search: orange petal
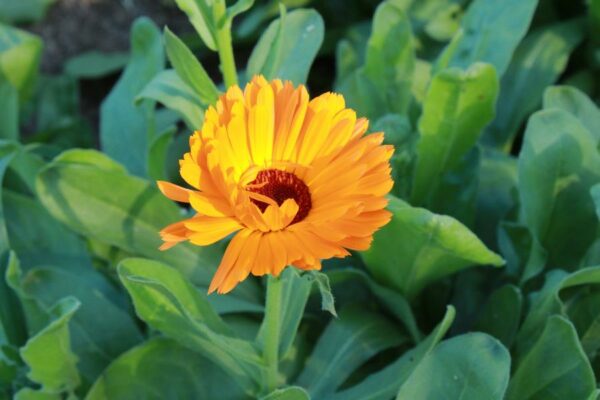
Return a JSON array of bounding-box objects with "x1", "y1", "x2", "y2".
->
[
  {"x1": 157, "y1": 181, "x2": 192, "y2": 203},
  {"x1": 185, "y1": 216, "x2": 242, "y2": 246}
]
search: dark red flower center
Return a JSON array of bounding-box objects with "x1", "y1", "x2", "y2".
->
[{"x1": 248, "y1": 169, "x2": 311, "y2": 224}]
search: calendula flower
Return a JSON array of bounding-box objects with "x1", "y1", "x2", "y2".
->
[{"x1": 157, "y1": 75, "x2": 393, "y2": 294}]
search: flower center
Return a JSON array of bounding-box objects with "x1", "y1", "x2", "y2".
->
[{"x1": 248, "y1": 169, "x2": 311, "y2": 224}]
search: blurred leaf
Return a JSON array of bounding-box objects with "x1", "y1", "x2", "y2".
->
[
  {"x1": 147, "y1": 126, "x2": 176, "y2": 181},
  {"x1": 308, "y1": 270, "x2": 336, "y2": 317},
  {"x1": 35, "y1": 149, "x2": 262, "y2": 310},
  {"x1": 363, "y1": 196, "x2": 503, "y2": 299},
  {"x1": 567, "y1": 290, "x2": 600, "y2": 357},
  {"x1": 363, "y1": 0, "x2": 415, "y2": 117},
  {"x1": 173, "y1": 0, "x2": 217, "y2": 51},
  {"x1": 64, "y1": 51, "x2": 129, "y2": 79},
  {"x1": 100, "y1": 17, "x2": 165, "y2": 177},
  {"x1": 137, "y1": 70, "x2": 205, "y2": 130},
  {"x1": 330, "y1": 306, "x2": 455, "y2": 400},
  {"x1": 14, "y1": 389, "x2": 59, "y2": 400},
  {"x1": 424, "y1": 3, "x2": 461, "y2": 41},
  {"x1": 164, "y1": 27, "x2": 219, "y2": 105},
  {"x1": 396, "y1": 333, "x2": 510, "y2": 399},
  {"x1": 86, "y1": 338, "x2": 248, "y2": 400},
  {"x1": 0, "y1": 344, "x2": 19, "y2": 391},
  {"x1": 336, "y1": 70, "x2": 386, "y2": 121},
  {"x1": 0, "y1": 23, "x2": 42, "y2": 101},
  {"x1": 507, "y1": 316, "x2": 596, "y2": 400},
  {"x1": 518, "y1": 110, "x2": 600, "y2": 274},
  {"x1": 0, "y1": 141, "x2": 17, "y2": 254},
  {"x1": 118, "y1": 258, "x2": 264, "y2": 395},
  {"x1": 543, "y1": 85, "x2": 600, "y2": 144},
  {"x1": 437, "y1": 0, "x2": 537, "y2": 76},
  {"x1": 247, "y1": 8, "x2": 324, "y2": 84},
  {"x1": 411, "y1": 63, "x2": 498, "y2": 205},
  {"x1": 20, "y1": 297, "x2": 80, "y2": 394},
  {"x1": 0, "y1": 75, "x2": 17, "y2": 140},
  {"x1": 484, "y1": 20, "x2": 584, "y2": 148},
  {"x1": 296, "y1": 306, "x2": 406, "y2": 399},
  {"x1": 261, "y1": 387, "x2": 309, "y2": 400},
  {"x1": 0, "y1": 0, "x2": 55, "y2": 24},
  {"x1": 474, "y1": 285, "x2": 522, "y2": 348}
]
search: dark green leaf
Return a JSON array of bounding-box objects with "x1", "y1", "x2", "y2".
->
[
  {"x1": 308, "y1": 271, "x2": 336, "y2": 317},
  {"x1": 261, "y1": 386, "x2": 309, "y2": 400},
  {"x1": 64, "y1": 51, "x2": 128, "y2": 79},
  {"x1": 474, "y1": 284, "x2": 522, "y2": 348}
]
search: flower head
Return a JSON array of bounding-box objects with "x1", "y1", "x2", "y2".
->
[{"x1": 157, "y1": 76, "x2": 393, "y2": 294}]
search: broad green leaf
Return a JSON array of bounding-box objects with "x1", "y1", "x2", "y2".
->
[
  {"x1": 308, "y1": 270, "x2": 336, "y2": 317},
  {"x1": 137, "y1": 69, "x2": 205, "y2": 130},
  {"x1": 543, "y1": 85, "x2": 600, "y2": 144},
  {"x1": 484, "y1": 20, "x2": 584, "y2": 148},
  {"x1": 164, "y1": 27, "x2": 219, "y2": 105},
  {"x1": 0, "y1": 141, "x2": 17, "y2": 254},
  {"x1": 64, "y1": 51, "x2": 129, "y2": 79},
  {"x1": 411, "y1": 63, "x2": 498, "y2": 205},
  {"x1": 118, "y1": 258, "x2": 265, "y2": 395},
  {"x1": 331, "y1": 306, "x2": 455, "y2": 400},
  {"x1": 336, "y1": 69, "x2": 386, "y2": 121},
  {"x1": 173, "y1": 0, "x2": 217, "y2": 51},
  {"x1": 396, "y1": 333, "x2": 510, "y2": 399},
  {"x1": 0, "y1": 75, "x2": 17, "y2": 140},
  {"x1": 518, "y1": 109, "x2": 600, "y2": 272},
  {"x1": 257, "y1": 268, "x2": 312, "y2": 358},
  {"x1": 567, "y1": 290, "x2": 600, "y2": 356},
  {"x1": 86, "y1": 338, "x2": 247, "y2": 400},
  {"x1": 363, "y1": 0, "x2": 415, "y2": 117},
  {"x1": 363, "y1": 196, "x2": 503, "y2": 299},
  {"x1": 14, "y1": 389, "x2": 59, "y2": 400},
  {"x1": 296, "y1": 306, "x2": 406, "y2": 399},
  {"x1": 436, "y1": 0, "x2": 537, "y2": 76},
  {"x1": 0, "y1": 23, "x2": 42, "y2": 101},
  {"x1": 0, "y1": 0, "x2": 55, "y2": 24},
  {"x1": 474, "y1": 284, "x2": 522, "y2": 348},
  {"x1": 507, "y1": 316, "x2": 596, "y2": 400},
  {"x1": 100, "y1": 17, "x2": 164, "y2": 177},
  {"x1": 261, "y1": 387, "x2": 309, "y2": 400},
  {"x1": 20, "y1": 297, "x2": 80, "y2": 394},
  {"x1": 247, "y1": 8, "x2": 324, "y2": 84}
]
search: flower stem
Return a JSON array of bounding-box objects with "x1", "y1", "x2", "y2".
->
[
  {"x1": 264, "y1": 274, "x2": 283, "y2": 392},
  {"x1": 215, "y1": 15, "x2": 238, "y2": 88}
]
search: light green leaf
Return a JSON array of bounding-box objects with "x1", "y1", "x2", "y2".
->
[
  {"x1": 64, "y1": 51, "x2": 129, "y2": 79},
  {"x1": 396, "y1": 333, "x2": 510, "y2": 400},
  {"x1": 118, "y1": 257, "x2": 265, "y2": 395},
  {"x1": 543, "y1": 85, "x2": 600, "y2": 144},
  {"x1": 0, "y1": 75, "x2": 17, "y2": 140},
  {"x1": 474, "y1": 285, "x2": 522, "y2": 348},
  {"x1": 363, "y1": 196, "x2": 504, "y2": 299},
  {"x1": 484, "y1": 20, "x2": 584, "y2": 148},
  {"x1": 0, "y1": 23, "x2": 42, "y2": 101},
  {"x1": 518, "y1": 109, "x2": 600, "y2": 272},
  {"x1": 507, "y1": 316, "x2": 596, "y2": 400},
  {"x1": 307, "y1": 270, "x2": 336, "y2": 317},
  {"x1": 173, "y1": 0, "x2": 217, "y2": 51},
  {"x1": 247, "y1": 8, "x2": 324, "y2": 84},
  {"x1": 20, "y1": 297, "x2": 80, "y2": 394},
  {"x1": 164, "y1": 27, "x2": 219, "y2": 105},
  {"x1": 330, "y1": 306, "x2": 455, "y2": 400},
  {"x1": 261, "y1": 386, "x2": 309, "y2": 400},
  {"x1": 14, "y1": 389, "x2": 59, "y2": 400},
  {"x1": 100, "y1": 17, "x2": 165, "y2": 177},
  {"x1": 436, "y1": 0, "x2": 537, "y2": 76},
  {"x1": 411, "y1": 63, "x2": 498, "y2": 205},
  {"x1": 0, "y1": 0, "x2": 55, "y2": 24},
  {"x1": 296, "y1": 306, "x2": 406, "y2": 399},
  {"x1": 227, "y1": 0, "x2": 255, "y2": 21},
  {"x1": 137, "y1": 69, "x2": 205, "y2": 130},
  {"x1": 86, "y1": 338, "x2": 247, "y2": 400}
]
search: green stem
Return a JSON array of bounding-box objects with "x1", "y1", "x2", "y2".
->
[
  {"x1": 215, "y1": 18, "x2": 238, "y2": 88},
  {"x1": 264, "y1": 275, "x2": 283, "y2": 393}
]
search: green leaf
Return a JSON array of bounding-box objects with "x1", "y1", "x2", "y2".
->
[
  {"x1": 164, "y1": 27, "x2": 219, "y2": 105},
  {"x1": 308, "y1": 271, "x2": 336, "y2": 317},
  {"x1": 0, "y1": 0, "x2": 55, "y2": 24},
  {"x1": 14, "y1": 389, "x2": 59, "y2": 400},
  {"x1": 100, "y1": 17, "x2": 165, "y2": 177},
  {"x1": 227, "y1": 0, "x2": 255, "y2": 21},
  {"x1": 64, "y1": 51, "x2": 129, "y2": 79},
  {"x1": 173, "y1": 0, "x2": 217, "y2": 51},
  {"x1": 137, "y1": 69, "x2": 205, "y2": 130},
  {"x1": 396, "y1": 333, "x2": 510, "y2": 399},
  {"x1": 86, "y1": 338, "x2": 248, "y2": 400},
  {"x1": 363, "y1": 196, "x2": 504, "y2": 299},
  {"x1": 484, "y1": 20, "x2": 584, "y2": 148},
  {"x1": 507, "y1": 316, "x2": 596, "y2": 400},
  {"x1": 247, "y1": 8, "x2": 324, "y2": 84},
  {"x1": 592, "y1": 184, "x2": 600, "y2": 220},
  {"x1": 0, "y1": 75, "x2": 17, "y2": 140},
  {"x1": 411, "y1": 63, "x2": 498, "y2": 205},
  {"x1": 362, "y1": 0, "x2": 415, "y2": 117},
  {"x1": 436, "y1": 0, "x2": 537, "y2": 76},
  {"x1": 0, "y1": 141, "x2": 18, "y2": 254},
  {"x1": 296, "y1": 306, "x2": 406, "y2": 399},
  {"x1": 518, "y1": 109, "x2": 600, "y2": 272},
  {"x1": 20, "y1": 297, "x2": 80, "y2": 394},
  {"x1": 118, "y1": 257, "x2": 265, "y2": 395},
  {"x1": 567, "y1": 290, "x2": 600, "y2": 357},
  {"x1": 543, "y1": 85, "x2": 600, "y2": 144},
  {"x1": 257, "y1": 268, "x2": 312, "y2": 358},
  {"x1": 0, "y1": 23, "x2": 42, "y2": 101},
  {"x1": 474, "y1": 284, "x2": 522, "y2": 348},
  {"x1": 261, "y1": 387, "x2": 309, "y2": 400},
  {"x1": 330, "y1": 306, "x2": 455, "y2": 400}
]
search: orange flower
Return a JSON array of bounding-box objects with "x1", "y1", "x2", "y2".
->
[{"x1": 157, "y1": 76, "x2": 393, "y2": 294}]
